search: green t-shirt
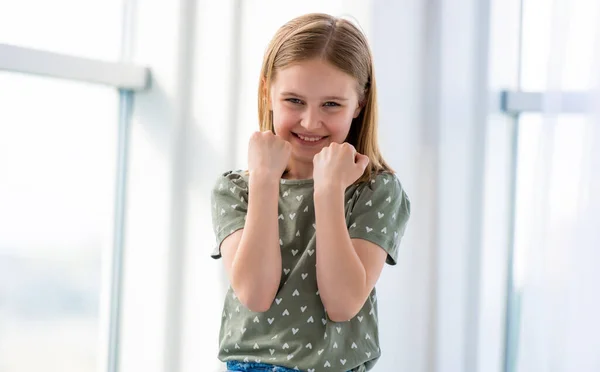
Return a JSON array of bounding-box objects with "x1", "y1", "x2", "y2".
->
[{"x1": 210, "y1": 170, "x2": 410, "y2": 372}]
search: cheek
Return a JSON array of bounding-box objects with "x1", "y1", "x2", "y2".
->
[
  {"x1": 327, "y1": 110, "x2": 354, "y2": 139},
  {"x1": 272, "y1": 106, "x2": 300, "y2": 134}
]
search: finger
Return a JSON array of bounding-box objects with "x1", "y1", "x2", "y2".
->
[{"x1": 356, "y1": 153, "x2": 370, "y2": 170}]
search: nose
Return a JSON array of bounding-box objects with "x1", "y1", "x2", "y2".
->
[{"x1": 300, "y1": 106, "x2": 322, "y2": 130}]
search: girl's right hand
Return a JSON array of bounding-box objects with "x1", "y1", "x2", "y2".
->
[{"x1": 248, "y1": 131, "x2": 291, "y2": 179}]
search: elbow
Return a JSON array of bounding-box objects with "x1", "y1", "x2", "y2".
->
[
  {"x1": 327, "y1": 307, "x2": 360, "y2": 323},
  {"x1": 240, "y1": 294, "x2": 273, "y2": 313},
  {"x1": 231, "y1": 279, "x2": 277, "y2": 313},
  {"x1": 229, "y1": 264, "x2": 280, "y2": 313},
  {"x1": 325, "y1": 298, "x2": 363, "y2": 322}
]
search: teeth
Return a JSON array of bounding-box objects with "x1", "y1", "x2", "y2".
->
[{"x1": 297, "y1": 134, "x2": 323, "y2": 142}]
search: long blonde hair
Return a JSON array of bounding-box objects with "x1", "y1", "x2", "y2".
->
[{"x1": 258, "y1": 13, "x2": 393, "y2": 183}]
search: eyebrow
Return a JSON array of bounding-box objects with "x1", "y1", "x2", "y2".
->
[{"x1": 280, "y1": 91, "x2": 349, "y2": 101}]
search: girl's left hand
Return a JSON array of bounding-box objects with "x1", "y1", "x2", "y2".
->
[{"x1": 313, "y1": 142, "x2": 370, "y2": 192}]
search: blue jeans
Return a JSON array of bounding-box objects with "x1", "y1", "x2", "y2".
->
[
  {"x1": 226, "y1": 360, "x2": 353, "y2": 372},
  {"x1": 226, "y1": 361, "x2": 297, "y2": 372}
]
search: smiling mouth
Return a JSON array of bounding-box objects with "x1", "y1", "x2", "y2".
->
[{"x1": 293, "y1": 133, "x2": 328, "y2": 143}]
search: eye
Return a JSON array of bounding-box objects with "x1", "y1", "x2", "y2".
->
[
  {"x1": 285, "y1": 98, "x2": 303, "y2": 105},
  {"x1": 323, "y1": 101, "x2": 341, "y2": 107}
]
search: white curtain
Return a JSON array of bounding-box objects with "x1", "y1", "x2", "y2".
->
[{"x1": 513, "y1": 0, "x2": 600, "y2": 371}]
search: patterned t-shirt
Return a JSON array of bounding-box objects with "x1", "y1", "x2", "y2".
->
[{"x1": 210, "y1": 170, "x2": 410, "y2": 372}]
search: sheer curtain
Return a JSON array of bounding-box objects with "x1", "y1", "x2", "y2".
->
[{"x1": 513, "y1": 0, "x2": 600, "y2": 370}]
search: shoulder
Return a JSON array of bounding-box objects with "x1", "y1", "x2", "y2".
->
[
  {"x1": 211, "y1": 170, "x2": 250, "y2": 203},
  {"x1": 353, "y1": 171, "x2": 410, "y2": 213},
  {"x1": 359, "y1": 171, "x2": 405, "y2": 194},
  {"x1": 213, "y1": 169, "x2": 249, "y2": 188}
]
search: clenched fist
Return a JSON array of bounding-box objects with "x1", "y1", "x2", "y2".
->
[
  {"x1": 248, "y1": 131, "x2": 292, "y2": 179},
  {"x1": 313, "y1": 142, "x2": 370, "y2": 191}
]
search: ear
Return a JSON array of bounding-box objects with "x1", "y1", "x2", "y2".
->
[{"x1": 353, "y1": 101, "x2": 364, "y2": 118}]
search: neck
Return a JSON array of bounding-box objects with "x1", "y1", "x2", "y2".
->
[{"x1": 284, "y1": 159, "x2": 313, "y2": 180}]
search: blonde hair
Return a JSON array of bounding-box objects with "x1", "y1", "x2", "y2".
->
[{"x1": 258, "y1": 13, "x2": 393, "y2": 183}]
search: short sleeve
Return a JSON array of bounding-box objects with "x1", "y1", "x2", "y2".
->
[
  {"x1": 347, "y1": 172, "x2": 410, "y2": 265},
  {"x1": 210, "y1": 170, "x2": 249, "y2": 259}
]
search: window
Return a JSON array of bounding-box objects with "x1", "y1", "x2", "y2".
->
[
  {"x1": 504, "y1": 0, "x2": 600, "y2": 370},
  {"x1": 0, "y1": 73, "x2": 119, "y2": 371}
]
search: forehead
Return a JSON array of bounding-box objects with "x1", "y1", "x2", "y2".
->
[{"x1": 271, "y1": 59, "x2": 358, "y2": 98}]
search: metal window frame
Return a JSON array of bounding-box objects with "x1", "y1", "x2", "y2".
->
[
  {"x1": 0, "y1": 43, "x2": 150, "y2": 91},
  {"x1": 499, "y1": 90, "x2": 593, "y2": 114}
]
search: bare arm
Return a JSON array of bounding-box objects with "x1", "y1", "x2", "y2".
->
[
  {"x1": 314, "y1": 186, "x2": 387, "y2": 322},
  {"x1": 221, "y1": 171, "x2": 282, "y2": 312}
]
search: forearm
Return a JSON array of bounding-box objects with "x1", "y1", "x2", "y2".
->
[
  {"x1": 314, "y1": 185, "x2": 368, "y2": 321},
  {"x1": 231, "y1": 172, "x2": 281, "y2": 312}
]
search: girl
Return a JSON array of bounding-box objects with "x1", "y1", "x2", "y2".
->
[{"x1": 211, "y1": 13, "x2": 410, "y2": 372}]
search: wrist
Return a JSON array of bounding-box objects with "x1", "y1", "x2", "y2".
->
[
  {"x1": 314, "y1": 181, "x2": 346, "y2": 200},
  {"x1": 248, "y1": 169, "x2": 281, "y2": 185}
]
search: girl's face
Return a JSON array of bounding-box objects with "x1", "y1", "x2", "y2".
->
[{"x1": 269, "y1": 58, "x2": 362, "y2": 165}]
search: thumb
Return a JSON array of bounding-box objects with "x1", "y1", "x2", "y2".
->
[{"x1": 355, "y1": 153, "x2": 370, "y2": 171}]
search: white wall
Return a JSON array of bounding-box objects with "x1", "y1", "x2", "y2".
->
[{"x1": 371, "y1": 1, "x2": 433, "y2": 371}]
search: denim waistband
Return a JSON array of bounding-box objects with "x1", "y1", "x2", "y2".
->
[
  {"x1": 225, "y1": 360, "x2": 353, "y2": 372},
  {"x1": 226, "y1": 361, "x2": 298, "y2": 372}
]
